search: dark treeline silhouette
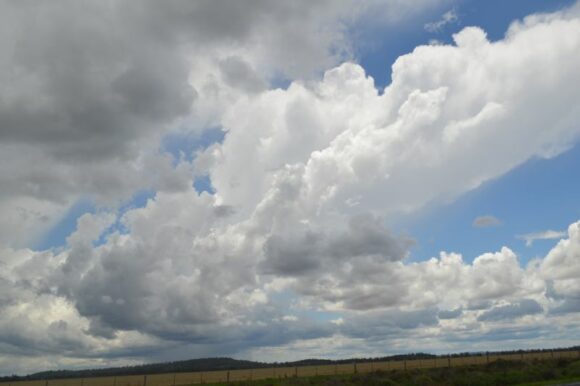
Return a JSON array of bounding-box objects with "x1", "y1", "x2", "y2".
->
[{"x1": 1, "y1": 346, "x2": 578, "y2": 382}]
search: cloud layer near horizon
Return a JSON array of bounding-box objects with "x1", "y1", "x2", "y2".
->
[{"x1": 1, "y1": 0, "x2": 580, "y2": 375}]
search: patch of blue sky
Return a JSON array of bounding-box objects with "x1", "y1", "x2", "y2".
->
[
  {"x1": 162, "y1": 126, "x2": 224, "y2": 194},
  {"x1": 33, "y1": 198, "x2": 95, "y2": 251},
  {"x1": 193, "y1": 175, "x2": 215, "y2": 195},
  {"x1": 119, "y1": 188, "x2": 155, "y2": 212},
  {"x1": 161, "y1": 126, "x2": 225, "y2": 165},
  {"x1": 162, "y1": 127, "x2": 226, "y2": 195},
  {"x1": 355, "y1": 0, "x2": 575, "y2": 89},
  {"x1": 457, "y1": 0, "x2": 576, "y2": 42},
  {"x1": 35, "y1": 189, "x2": 157, "y2": 251},
  {"x1": 268, "y1": 73, "x2": 293, "y2": 90},
  {"x1": 95, "y1": 189, "x2": 157, "y2": 244},
  {"x1": 353, "y1": 6, "x2": 449, "y2": 89},
  {"x1": 400, "y1": 142, "x2": 580, "y2": 265}
]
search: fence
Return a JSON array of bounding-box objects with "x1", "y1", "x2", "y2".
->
[{"x1": 3, "y1": 350, "x2": 580, "y2": 386}]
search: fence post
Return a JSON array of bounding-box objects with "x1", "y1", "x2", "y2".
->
[
  {"x1": 404, "y1": 360, "x2": 407, "y2": 371},
  {"x1": 143, "y1": 375, "x2": 147, "y2": 386},
  {"x1": 173, "y1": 373, "x2": 176, "y2": 386},
  {"x1": 334, "y1": 364, "x2": 337, "y2": 375},
  {"x1": 486, "y1": 352, "x2": 490, "y2": 364},
  {"x1": 294, "y1": 366, "x2": 298, "y2": 378},
  {"x1": 226, "y1": 370, "x2": 230, "y2": 383},
  {"x1": 448, "y1": 356, "x2": 451, "y2": 368},
  {"x1": 354, "y1": 362, "x2": 357, "y2": 374}
]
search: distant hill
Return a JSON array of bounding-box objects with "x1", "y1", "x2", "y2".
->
[{"x1": 0, "y1": 353, "x2": 436, "y2": 381}]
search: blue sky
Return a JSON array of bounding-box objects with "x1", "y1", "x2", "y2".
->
[
  {"x1": 359, "y1": 0, "x2": 577, "y2": 88},
  {"x1": 404, "y1": 142, "x2": 580, "y2": 264}
]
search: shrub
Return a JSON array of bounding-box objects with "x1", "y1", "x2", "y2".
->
[
  {"x1": 411, "y1": 374, "x2": 435, "y2": 386},
  {"x1": 540, "y1": 368, "x2": 557, "y2": 380},
  {"x1": 566, "y1": 360, "x2": 580, "y2": 376}
]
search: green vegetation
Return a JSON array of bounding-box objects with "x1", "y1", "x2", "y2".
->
[{"x1": 204, "y1": 358, "x2": 580, "y2": 386}]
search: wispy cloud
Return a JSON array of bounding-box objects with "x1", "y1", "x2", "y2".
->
[
  {"x1": 472, "y1": 215, "x2": 502, "y2": 228},
  {"x1": 424, "y1": 9, "x2": 458, "y2": 33},
  {"x1": 517, "y1": 230, "x2": 566, "y2": 246}
]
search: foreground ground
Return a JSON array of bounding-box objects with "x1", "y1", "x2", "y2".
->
[{"x1": 206, "y1": 358, "x2": 580, "y2": 386}]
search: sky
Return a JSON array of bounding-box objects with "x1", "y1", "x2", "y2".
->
[{"x1": 1, "y1": 0, "x2": 580, "y2": 376}]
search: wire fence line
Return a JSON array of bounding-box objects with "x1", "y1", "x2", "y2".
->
[{"x1": 3, "y1": 350, "x2": 580, "y2": 386}]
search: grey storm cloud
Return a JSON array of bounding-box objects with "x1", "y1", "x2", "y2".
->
[
  {"x1": 259, "y1": 215, "x2": 413, "y2": 311},
  {"x1": 259, "y1": 213, "x2": 414, "y2": 312},
  {"x1": 466, "y1": 300, "x2": 493, "y2": 311},
  {"x1": 39, "y1": 196, "x2": 333, "y2": 352},
  {"x1": 218, "y1": 56, "x2": 267, "y2": 94},
  {"x1": 341, "y1": 308, "x2": 439, "y2": 340},
  {"x1": 549, "y1": 298, "x2": 580, "y2": 315},
  {"x1": 0, "y1": 1, "x2": 195, "y2": 160},
  {"x1": 444, "y1": 324, "x2": 547, "y2": 344},
  {"x1": 438, "y1": 308, "x2": 463, "y2": 320},
  {"x1": 262, "y1": 232, "x2": 324, "y2": 276},
  {"x1": 477, "y1": 299, "x2": 543, "y2": 322},
  {"x1": 261, "y1": 213, "x2": 410, "y2": 277}
]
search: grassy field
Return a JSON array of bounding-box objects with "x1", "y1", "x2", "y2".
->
[
  {"x1": 201, "y1": 358, "x2": 580, "y2": 386},
  {"x1": 3, "y1": 351, "x2": 579, "y2": 386}
]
